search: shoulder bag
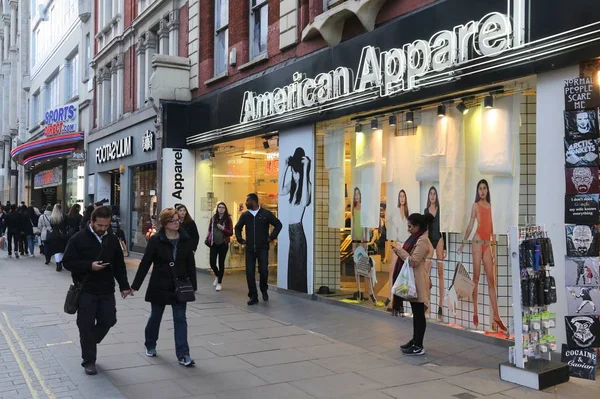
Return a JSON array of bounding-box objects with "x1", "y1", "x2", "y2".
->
[
  {"x1": 64, "y1": 275, "x2": 90, "y2": 314},
  {"x1": 169, "y1": 262, "x2": 195, "y2": 302},
  {"x1": 31, "y1": 219, "x2": 41, "y2": 236}
]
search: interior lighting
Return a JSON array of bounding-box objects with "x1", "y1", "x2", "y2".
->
[
  {"x1": 484, "y1": 95, "x2": 494, "y2": 109},
  {"x1": 371, "y1": 118, "x2": 379, "y2": 130},
  {"x1": 406, "y1": 111, "x2": 414, "y2": 124},
  {"x1": 389, "y1": 114, "x2": 397, "y2": 127},
  {"x1": 263, "y1": 139, "x2": 270, "y2": 149},
  {"x1": 355, "y1": 123, "x2": 362, "y2": 133},
  {"x1": 456, "y1": 101, "x2": 469, "y2": 115},
  {"x1": 437, "y1": 104, "x2": 446, "y2": 117}
]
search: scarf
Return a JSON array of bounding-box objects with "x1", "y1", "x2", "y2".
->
[{"x1": 392, "y1": 229, "x2": 426, "y2": 310}]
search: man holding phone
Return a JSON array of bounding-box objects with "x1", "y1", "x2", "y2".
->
[{"x1": 63, "y1": 206, "x2": 131, "y2": 375}]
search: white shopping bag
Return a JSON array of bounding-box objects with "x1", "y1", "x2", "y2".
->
[
  {"x1": 392, "y1": 260, "x2": 417, "y2": 300},
  {"x1": 445, "y1": 286, "x2": 459, "y2": 316}
]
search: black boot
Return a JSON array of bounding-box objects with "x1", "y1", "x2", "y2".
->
[{"x1": 56, "y1": 262, "x2": 62, "y2": 272}]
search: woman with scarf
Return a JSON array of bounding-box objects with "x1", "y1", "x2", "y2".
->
[{"x1": 391, "y1": 212, "x2": 434, "y2": 356}]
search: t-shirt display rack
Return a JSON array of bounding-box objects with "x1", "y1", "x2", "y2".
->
[{"x1": 500, "y1": 225, "x2": 569, "y2": 390}]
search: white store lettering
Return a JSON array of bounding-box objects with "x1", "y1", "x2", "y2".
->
[
  {"x1": 240, "y1": 11, "x2": 514, "y2": 123},
  {"x1": 95, "y1": 137, "x2": 133, "y2": 164}
]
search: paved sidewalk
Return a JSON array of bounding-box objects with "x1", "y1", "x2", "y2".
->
[{"x1": 0, "y1": 255, "x2": 597, "y2": 399}]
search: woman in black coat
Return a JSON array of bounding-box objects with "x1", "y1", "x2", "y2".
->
[
  {"x1": 130, "y1": 207, "x2": 197, "y2": 367},
  {"x1": 46, "y1": 204, "x2": 68, "y2": 272},
  {"x1": 66, "y1": 204, "x2": 82, "y2": 237},
  {"x1": 175, "y1": 204, "x2": 199, "y2": 252}
]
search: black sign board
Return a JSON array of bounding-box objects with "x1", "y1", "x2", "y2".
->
[
  {"x1": 564, "y1": 109, "x2": 600, "y2": 141},
  {"x1": 565, "y1": 139, "x2": 599, "y2": 167},
  {"x1": 564, "y1": 76, "x2": 600, "y2": 111},
  {"x1": 42, "y1": 187, "x2": 57, "y2": 208},
  {"x1": 566, "y1": 315, "x2": 600, "y2": 349},
  {"x1": 566, "y1": 167, "x2": 600, "y2": 195},
  {"x1": 561, "y1": 344, "x2": 597, "y2": 380},
  {"x1": 565, "y1": 194, "x2": 600, "y2": 224}
]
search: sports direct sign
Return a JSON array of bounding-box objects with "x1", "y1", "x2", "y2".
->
[{"x1": 44, "y1": 104, "x2": 79, "y2": 137}]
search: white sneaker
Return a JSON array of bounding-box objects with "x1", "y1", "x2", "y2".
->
[
  {"x1": 215, "y1": 284, "x2": 222, "y2": 292},
  {"x1": 29, "y1": 254, "x2": 34, "y2": 258},
  {"x1": 213, "y1": 277, "x2": 218, "y2": 287}
]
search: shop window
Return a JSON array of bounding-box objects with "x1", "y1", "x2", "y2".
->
[
  {"x1": 130, "y1": 163, "x2": 158, "y2": 253},
  {"x1": 250, "y1": 0, "x2": 268, "y2": 59},
  {"x1": 314, "y1": 88, "x2": 536, "y2": 337},
  {"x1": 194, "y1": 136, "x2": 279, "y2": 283},
  {"x1": 214, "y1": 0, "x2": 229, "y2": 76}
]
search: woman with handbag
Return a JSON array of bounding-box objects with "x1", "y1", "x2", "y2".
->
[
  {"x1": 205, "y1": 202, "x2": 233, "y2": 291},
  {"x1": 130, "y1": 207, "x2": 197, "y2": 367},
  {"x1": 392, "y1": 212, "x2": 434, "y2": 356},
  {"x1": 24, "y1": 206, "x2": 39, "y2": 258},
  {"x1": 38, "y1": 205, "x2": 53, "y2": 264},
  {"x1": 46, "y1": 204, "x2": 68, "y2": 272}
]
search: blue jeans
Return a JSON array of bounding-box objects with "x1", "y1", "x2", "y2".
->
[
  {"x1": 26, "y1": 235, "x2": 35, "y2": 255},
  {"x1": 145, "y1": 302, "x2": 189, "y2": 359}
]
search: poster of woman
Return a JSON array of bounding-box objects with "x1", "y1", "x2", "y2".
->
[
  {"x1": 351, "y1": 186, "x2": 376, "y2": 302},
  {"x1": 280, "y1": 147, "x2": 312, "y2": 293},
  {"x1": 424, "y1": 186, "x2": 446, "y2": 320},
  {"x1": 457, "y1": 179, "x2": 507, "y2": 332},
  {"x1": 385, "y1": 189, "x2": 410, "y2": 309}
]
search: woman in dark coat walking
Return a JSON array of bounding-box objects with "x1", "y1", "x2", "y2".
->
[
  {"x1": 66, "y1": 204, "x2": 82, "y2": 237},
  {"x1": 130, "y1": 207, "x2": 197, "y2": 367},
  {"x1": 175, "y1": 204, "x2": 199, "y2": 252},
  {"x1": 46, "y1": 204, "x2": 68, "y2": 272}
]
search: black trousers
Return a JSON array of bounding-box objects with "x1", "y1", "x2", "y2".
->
[
  {"x1": 6, "y1": 231, "x2": 20, "y2": 256},
  {"x1": 410, "y1": 302, "x2": 427, "y2": 347},
  {"x1": 245, "y1": 249, "x2": 269, "y2": 299},
  {"x1": 77, "y1": 292, "x2": 117, "y2": 365},
  {"x1": 19, "y1": 234, "x2": 28, "y2": 255},
  {"x1": 209, "y1": 243, "x2": 228, "y2": 284}
]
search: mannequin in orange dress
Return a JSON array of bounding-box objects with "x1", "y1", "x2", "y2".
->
[{"x1": 457, "y1": 179, "x2": 507, "y2": 331}]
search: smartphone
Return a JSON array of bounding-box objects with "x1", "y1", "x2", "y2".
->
[{"x1": 100, "y1": 262, "x2": 111, "y2": 267}]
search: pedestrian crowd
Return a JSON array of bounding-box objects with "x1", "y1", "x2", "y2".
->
[{"x1": 0, "y1": 192, "x2": 434, "y2": 375}]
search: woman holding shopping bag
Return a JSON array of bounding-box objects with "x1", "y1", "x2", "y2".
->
[{"x1": 392, "y1": 212, "x2": 433, "y2": 356}]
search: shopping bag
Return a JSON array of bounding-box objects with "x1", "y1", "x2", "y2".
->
[
  {"x1": 451, "y1": 262, "x2": 475, "y2": 300},
  {"x1": 445, "y1": 286, "x2": 459, "y2": 316},
  {"x1": 392, "y1": 260, "x2": 417, "y2": 300}
]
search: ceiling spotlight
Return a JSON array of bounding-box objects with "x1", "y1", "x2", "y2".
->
[
  {"x1": 406, "y1": 111, "x2": 414, "y2": 124},
  {"x1": 389, "y1": 114, "x2": 397, "y2": 127},
  {"x1": 355, "y1": 123, "x2": 362, "y2": 133},
  {"x1": 456, "y1": 101, "x2": 469, "y2": 115},
  {"x1": 437, "y1": 104, "x2": 446, "y2": 118},
  {"x1": 484, "y1": 95, "x2": 494, "y2": 109},
  {"x1": 263, "y1": 140, "x2": 270, "y2": 149},
  {"x1": 371, "y1": 118, "x2": 379, "y2": 130}
]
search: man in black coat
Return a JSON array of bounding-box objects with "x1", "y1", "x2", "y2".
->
[
  {"x1": 4, "y1": 204, "x2": 21, "y2": 259},
  {"x1": 235, "y1": 193, "x2": 282, "y2": 305},
  {"x1": 62, "y1": 206, "x2": 131, "y2": 375}
]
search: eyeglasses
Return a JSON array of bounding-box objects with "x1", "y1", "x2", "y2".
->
[{"x1": 168, "y1": 219, "x2": 181, "y2": 224}]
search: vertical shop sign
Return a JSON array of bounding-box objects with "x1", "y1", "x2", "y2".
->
[
  {"x1": 162, "y1": 148, "x2": 196, "y2": 214},
  {"x1": 277, "y1": 126, "x2": 315, "y2": 294}
]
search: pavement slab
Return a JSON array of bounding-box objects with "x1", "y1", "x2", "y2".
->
[{"x1": 0, "y1": 255, "x2": 595, "y2": 399}]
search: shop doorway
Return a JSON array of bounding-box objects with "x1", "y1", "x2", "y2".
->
[
  {"x1": 109, "y1": 170, "x2": 121, "y2": 206},
  {"x1": 130, "y1": 163, "x2": 158, "y2": 253},
  {"x1": 195, "y1": 135, "x2": 280, "y2": 284}
]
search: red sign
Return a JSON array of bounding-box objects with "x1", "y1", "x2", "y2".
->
[{"x1": 44, "y1": 122, "x2": 64, "y2": 137}]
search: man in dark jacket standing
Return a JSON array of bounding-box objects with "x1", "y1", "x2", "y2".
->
[
  {"x1": 235, "y1": 193, "x2": 282, "y2": 305},
  {"x1": 5, "y1": 205, "x2": 21, "y2": 259},
  {"x1": 62, "y1": 206, "x2": 131, "y2": 375}
]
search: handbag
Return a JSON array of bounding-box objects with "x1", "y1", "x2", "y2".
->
[
  {"x1": 169, "y1": 262, "x2": 195, "y2": 302},
  {"x1": 450, "y1": 262, "x2": 475, "y2": 300},
  {"x1": 31, "y1": 220, "x2": 41, "y2": 236},
  {"x1": 64, "y1": 275, "x2": 90, "y2": 314}
]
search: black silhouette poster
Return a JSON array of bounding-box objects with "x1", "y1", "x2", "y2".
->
[
  {"x1": 564, "y1": 76, "x2": 600, "y2": 111},
  {"x1": 565, "y1": 194, "x2": 600, "y2": 224},
  {"x1": 565, "y1": 139, "x2": 599, "y2": 167},
  {"x1": 565, "y1": 167, "x2": 600, "y2": 195},
  {"x1": 561, "y1": 344, "x2": 597, "y2": 380},
  {"x1": 564, "y1": 110, "x2": 599, "y2": 141},
  {"x1": 565, "y1": 315, "x2": 600, "y2": 349},
  {"x1": 566, "y1": 224, "x2": 600, "y2": 257}
]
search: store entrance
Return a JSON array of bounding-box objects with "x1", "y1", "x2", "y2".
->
[
  {"x1": 108, "y1": 170, "x2": 121, "y2": 206},
  {"x1": 196, "y1": 135, "x2": 280, "y2": 283}
]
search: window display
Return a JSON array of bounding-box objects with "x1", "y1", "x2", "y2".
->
[{"x1": 130, "y1": 163, "x2": 158, "y2": 253}]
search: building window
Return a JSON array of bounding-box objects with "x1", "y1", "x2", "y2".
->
[
  {"x1": 214, "y1": 0, "x2": 229, "y2": 76},
  {"x1": 66, "y1": 52, "x2": 79, "y2": 101},
  {"x1": 31, "y1": 0, "x2": 79, "y2": 68},
  {"x1": 84, "y1": 34, "x2": 91, "y2": 80},
  {"x1": 250, "y1": 0, "x2": 268, "y2": 59},
  {"x1": 45, "y1": 74, "x2": 60, "y2": 111},
  {"x1": 31, "y1": 92, "x2": 40, "y2": 126}
]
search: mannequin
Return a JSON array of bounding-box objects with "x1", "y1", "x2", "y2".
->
[{"x1": 351, "y1": 187, "x2": 376, "y2": 302}]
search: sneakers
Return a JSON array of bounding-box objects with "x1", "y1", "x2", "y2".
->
[
  {"x1": 178, "y1": 355, "x2": 195, "y2": 367},
  {"x1": 28, "y1": 254, "x2": 34, "y2": 258},
  {"x1": 213, "y1": 277, "x2": 218, "y2": 287},
  {"x1": 7, "y1": 254, "x2": 11, "y2": 258},
  {"x1": 215, "y1": 284, "x2": 222, "y2": 292},
  {"x1": 145, "y1": 348, "x2": 157, "y2": 357},
  {"x1": 84, "y1": 362, "x2": 98, "y2": 375},
  {"x1": 400, "y1": 340, "x2": 414, "y2": 350},
  {"x1": 402, "y1": 345, "x2": 425, "y2": 356}
]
